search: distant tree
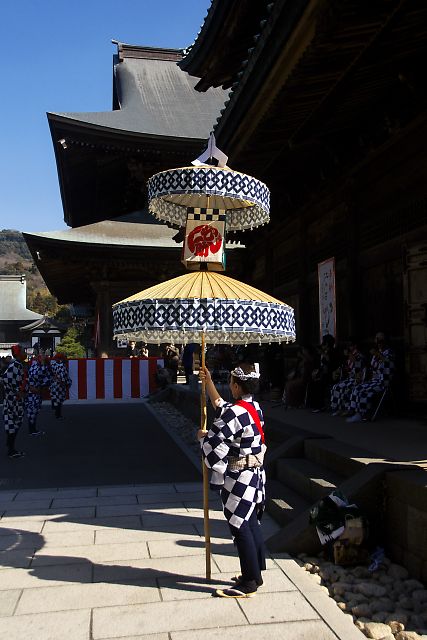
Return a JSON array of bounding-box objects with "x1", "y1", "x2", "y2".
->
[{"x1": 55, "y1": 327, "x2": 85, "y2": 358}]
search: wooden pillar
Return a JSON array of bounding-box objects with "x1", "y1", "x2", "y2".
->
[
  {"x1": 345, "y1": 190, "x2": 360, "y2": 338},
  {"x1": 298, "y1": 213, "x2": 309, "y2": 343}
]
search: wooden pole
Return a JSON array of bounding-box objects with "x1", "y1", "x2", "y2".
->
[{"x1": 200, "y1": 331, "x2": 211, "y2": 579}]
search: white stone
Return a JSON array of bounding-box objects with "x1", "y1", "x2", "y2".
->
[
  {"x1": 363, "y1": 622, "x2": 395, "y2": 639},
  {"x1": 404, "y1": 580, "x2": 425, "y2": 592},
  {"x1": 370, "y1": 598, "x2": 395, "y2": 614},
  {"x1": 399, "y1": 595, "x2": 414, "y2": 609},
  {"x1": 352, "y1": 566, "x2": 372, "y2": 579},
  {"x1": 332, "y1": 582, "x2": 353, "y2": 596},
  {"x1": 395, "y1": 632, "x2": 423, "y2": 640},
  {"x1": 392, "y1": 612, "x2": 409, "y2": 626},
  {"x1": 371, "y1": 612, "x2": 388, "y2": 623},
  {"x1": 352, "y1": 603, "x2": 372, "y2": 617},
  {"x1": 388, "y1": 564, "x2": 409, "y2": 580},
  {"x1": 356, "y1": 582, "x2": 388, "y2": 597},
  {"x1": 344, "y1": 591, "x2": 367, "y2": 604},
  {"x1": 386, "y1": 620, "x2": 405, "y2": 634}
]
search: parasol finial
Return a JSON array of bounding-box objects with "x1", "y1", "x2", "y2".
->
[{"x1": 192, "y1": 132, "x2": 228, "y2": 168}]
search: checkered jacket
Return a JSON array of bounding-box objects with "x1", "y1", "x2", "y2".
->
[
  {"x1": 345, "y1": 350, "x2": 366, "y2": 379},
  {"x1": 370, "y1": 347, "x2": 395, "y2": 386},
  {"x1": 1, "y1": 359, "x2": 26, "y2": 396},
  {"x1": 50, "y1": 361, "x2": 71, "y2": 404},
  {"x1": 201, "y1": 395, "x2": 266, "y2": 531},
  {"x1": 28, "y1": 361, "x2": 49, "y2": 390}
]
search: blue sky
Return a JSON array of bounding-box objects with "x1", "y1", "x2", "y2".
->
[{"x1": 0, "y1": 0, "x2": 211, "y2": 232}]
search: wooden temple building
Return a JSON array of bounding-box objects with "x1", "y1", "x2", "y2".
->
[
  {"x1": 178, "y1": 0, "x2": 427, "y2": 405},
  {"x1": 24, "y1": 45, "x2": 241, "y2": 355},
  {"x1": 24, "y1": 3, "x2": 427, "y2": 404}
]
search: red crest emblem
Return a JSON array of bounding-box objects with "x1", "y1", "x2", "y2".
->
[{"x1": 187, "y1": 225, "x2": 223, "y2": 257}]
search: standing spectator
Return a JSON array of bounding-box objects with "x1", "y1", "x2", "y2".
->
[
  {"x1": 126, "y1": 341, "x2": 140, "y2": 358},
  {"x1": 330, "y1": 338, "x2": 366, "y2": 416},
  {"x1": 2, "y1": 344, "x2": 27, "y2": 458},
  {"x1": 181, "y1": 343, "x2": 195, "y2": 385},
  {"x1": 140, "y1": 343, "x2": 149, "y2": 358},
  {"x1": 346, "y1": 332, "x2": 395, "y2": 423},
  {"x1": 50, "y1": 353, "x2": 72, "y2": 420}
]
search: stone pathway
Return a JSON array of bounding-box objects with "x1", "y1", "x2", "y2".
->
[{"x1": 0, "y1": 482, "x2": 363, "y2": 639}]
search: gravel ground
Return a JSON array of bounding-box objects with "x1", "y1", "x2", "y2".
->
[{"x1": 296, "y1": 552, "x2": 427, "y2": 640}]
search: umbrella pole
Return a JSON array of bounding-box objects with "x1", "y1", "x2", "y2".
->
[{"x1": 200, "y1": 331, "x2": 211, "y2": 579}]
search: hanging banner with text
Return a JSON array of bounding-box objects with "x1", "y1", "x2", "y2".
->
[{"x1": 318, "y1": 257, "x2": 336, "y2": 340}]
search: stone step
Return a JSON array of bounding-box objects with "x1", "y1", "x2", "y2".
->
[
  {"x1": 266, "y1": 478, "x2": 310, "y2": 527},
  {"x1": 264, "y1": 415, "x2": 323, "y2": 444},
  {"x1": 276, "y1": 457, "x2": 344, "y2": 502},
  {"x1": 304, "y1": 438, "x2": 374, "y2": 478}
]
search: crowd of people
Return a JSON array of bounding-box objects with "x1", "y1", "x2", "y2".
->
[
  {"x1": 283, "y1": 332, "x2": 395, "y2": 423},
  {"x1": 0, "y1": 345, "x2": 72, "y2": 459}
]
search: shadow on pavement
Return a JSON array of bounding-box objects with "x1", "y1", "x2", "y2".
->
[{"x1": 0, "y1": 526, "x2": 233, "y2": 595}]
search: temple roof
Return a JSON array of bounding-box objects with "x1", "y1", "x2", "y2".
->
[
  {"x1": 23, "y1": 218, "x2": 244, "y2": 304},
  {"x1": 19, "y1": 316, "x2": 64, "y2": 332},
  {"x1": 179, "y1": 0, "x2": 274, "y2": 91},
  {"x1": 0, "y1": 275, "x2": 43, "y2": 322},
  {"x1": 24, "y1": 219, "x2": 182, "y2": 250},
  {"x1": 49, "y1": 44, "x2": 227, "y2": 140},
  {"x1": 48, "y1": 45, "x2": 228, "y2": 228}
]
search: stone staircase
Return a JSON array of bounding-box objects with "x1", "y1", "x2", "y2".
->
[{"x1": 264, "y1": 417, "x2": 390, "y2": 555}]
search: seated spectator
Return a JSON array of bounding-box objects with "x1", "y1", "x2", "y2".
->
[
  {"x1": 156, "y1": 365, "x2": 172, "y2": 390},
  {"x1": 346, "y1": 332, "x2": 394, "y2": 423},
  {"x1": 284, "y1": 345, "x2": 316, "y2": 408},
  {"x1": 308, "y1": 334, "x2": 341, "y2": 412},
  {"x1": 163, "y1": 344, "x2": 179, "y2": 383},
  {"x1": 330, "y1": 338, "x2": 366, "y2": 416}
]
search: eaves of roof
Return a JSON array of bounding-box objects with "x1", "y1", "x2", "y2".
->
[{"x1": 49, "y1": 53, "x2": 227, "y2": 140}]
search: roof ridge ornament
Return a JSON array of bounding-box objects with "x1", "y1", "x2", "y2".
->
[{"x1": 192, "y1": 133, "x2": 228, "y2": 168}]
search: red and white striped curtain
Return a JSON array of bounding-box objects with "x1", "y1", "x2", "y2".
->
[{"x1": 65, "y1": 357, "x2": 163, "y2": 401}]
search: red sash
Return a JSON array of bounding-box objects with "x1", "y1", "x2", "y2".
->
[{"x1": 235, "y1": 400, "x2": 265, "y2": 444}]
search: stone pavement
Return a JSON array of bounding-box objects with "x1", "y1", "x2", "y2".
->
[{"x1": 0, "y1": 481, "x2": 364, "y2": 640}]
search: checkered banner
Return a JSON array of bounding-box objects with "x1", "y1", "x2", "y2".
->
[
  {"x1": 113, "y1": 298, "x2": 296, "y2": 345},
  {"x1": 148, "y1": 166, "x2": 270, "y2": 231},
  {"x1": 182, "y1": 208, "x2": 226, "y2": 271}
]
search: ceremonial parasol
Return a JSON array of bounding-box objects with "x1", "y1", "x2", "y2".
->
[
  {"x1": 147, "y1": 134, "x2": 270, "y2": 231},
  {"x1": 113, "y1": 270, "x2": 295, "y2": 577}
]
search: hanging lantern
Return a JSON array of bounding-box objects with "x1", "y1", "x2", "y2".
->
[
  {"x1": 147, "y1": 135, "x2": 270, "y2": 231},
  {"x1": 181, "y1": 207, "x2": 226, "y2": 271}
]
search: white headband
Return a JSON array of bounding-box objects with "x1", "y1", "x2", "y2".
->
[{"x1": 230, "y1": 363, "x2": 260, "y2": 381}]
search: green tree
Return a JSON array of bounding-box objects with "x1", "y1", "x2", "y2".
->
[{"x1": 55, "y1": 327, "x2": 85, "y2": 358}]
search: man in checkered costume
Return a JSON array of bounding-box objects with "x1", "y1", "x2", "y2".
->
[
  {"x1": 346, "y1": 332, "x2": 395, "y2": 423},
  {"x1": 2, "y1": 345, "x2": 27, "y2": 458},
  {"x1": 330, "y1": 338, "x2": 366, "y2": 415},
  {"x1": 198, "y1": 363, "x2": 266, "y2": 598},
  {"x1": 50, "y1": 353, "x2": 71, "y2": 419},
  {"x1": 25, "y1": 355, "x2": 50, "y2": 435}
]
